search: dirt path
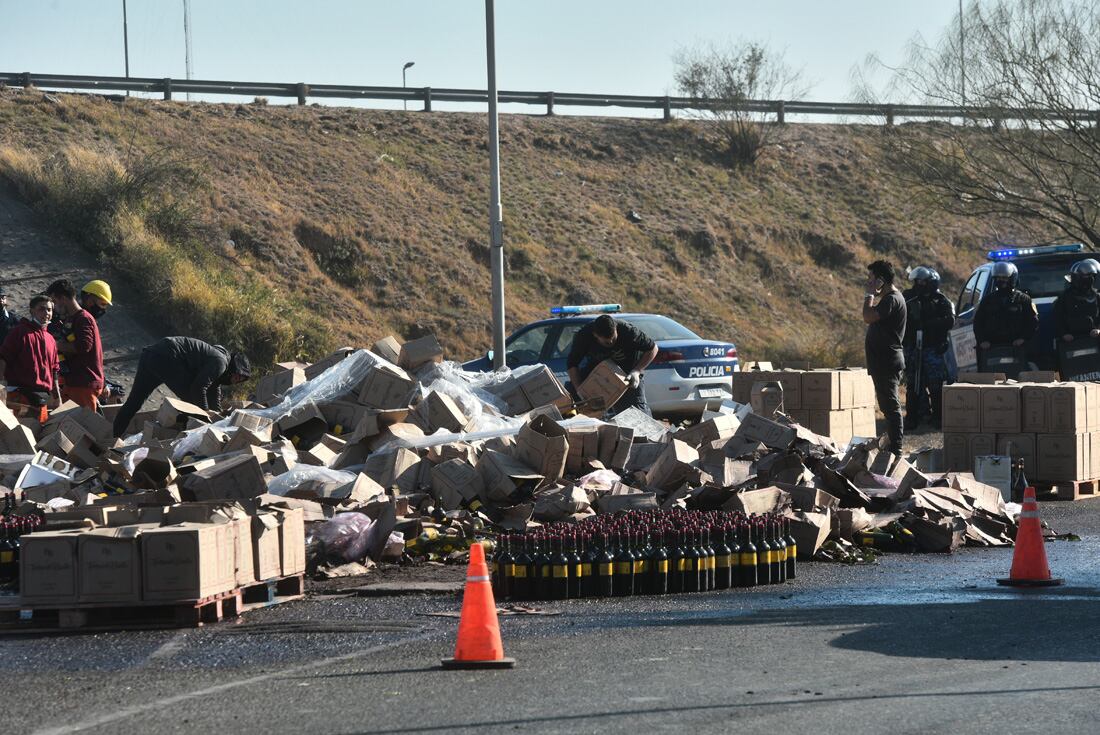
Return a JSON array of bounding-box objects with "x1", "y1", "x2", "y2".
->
[{"x1": 0, "y1": 191, "x2": 159, "y2": 397}]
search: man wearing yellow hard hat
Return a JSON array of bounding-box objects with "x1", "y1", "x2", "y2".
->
[{"x1": 81, "y1": 280, "x2": 112, "y2": 319}]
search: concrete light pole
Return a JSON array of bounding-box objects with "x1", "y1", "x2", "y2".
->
[{"x1": 485, "y1": 0, "x2": 506, "y2": 369}]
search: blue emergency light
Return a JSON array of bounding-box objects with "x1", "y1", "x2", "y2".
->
[
  {"x1": 986, "y1": 243, "x2": 1084, "y2": 260},
  {"x1": 549, "y1": 303, "x2": 622, "y2": 316}
]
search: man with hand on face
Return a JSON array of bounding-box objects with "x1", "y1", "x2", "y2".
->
[
  {"x1": 973, "y1": 261, "x2": 1037, "y2": 376},
  {"x1": 0, "y1": 294, "x2": 61, "y2": 423},
  {"x1": 862, "y1": 260, "x2": 907, "y2": 456},
  {"x1": 567, "y1": 314, "x2": 658, "y2": 416},
  {"x1": 45, "y1": 279, "x2": 104, "y2": 411}
]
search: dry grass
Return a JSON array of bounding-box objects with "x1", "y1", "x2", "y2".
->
[{"x1": 0, "y1": 88, "x2": 1024, "y2": 366}]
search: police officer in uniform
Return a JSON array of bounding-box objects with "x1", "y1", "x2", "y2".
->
[
  {"x1": 973, "y1": 261, "x2": 1038, "y2": 377},
  {"x1": 1053, "y1": 258, "x2": 1100, "y2": 379},
  {"x1": 903, "y1": 266, "x2": 955, "y2": 430}
]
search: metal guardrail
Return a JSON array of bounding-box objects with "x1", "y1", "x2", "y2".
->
[{"x1": 2, "y1": 71, "x2": 1097, "y2": 124}]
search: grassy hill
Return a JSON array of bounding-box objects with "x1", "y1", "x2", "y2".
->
[{"x1": 0, "y1": 87, "x2": 1018, "y2": 368}]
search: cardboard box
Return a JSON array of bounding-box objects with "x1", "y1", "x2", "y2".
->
[
  {"x1": 430, "y1": 459, "x2": 485, "y2": 510},
  {"x1": 1037, "y1": 433, "x2": 1090, "y2": 482},
  {"x1": 1021, "y1": 385, "x2": 1051, "y2": 433},
  {"x1": 164, "y1": 502, "x2": 256, "y2": 587},
  {"x1": 0, "y1": 423, "x2": 36, "y2": 453},
  {"x1": 318, "y1": 401, "x2": 372, "y2": 437},
  {"x1": 750, "y1": 381, "x2": 785, "y2": 417},
  {"x1": 597, "y1": 424, "x2": 634, "y2": 470},
  {"x1": 801, "y1": 370, "x2": 861, "y2": 410},
  {"x1": 141, "y1": 522, "x2": 237, "y2": 601},
  {"x1": 276, "y1": 401, "x2": 328, "y2": 449},
  {"x1": 424, "y1": 391, "x2": 469, "y2": 433},
  {"x1": 304, "y1": 346, "x2": 355, "y2": 380},
  {"x1": 362, "y1": 447, "x2": 421, "y2": 494},
  {"x1": 266, "y1": 506, "x2": 306, "y2": 576},
  {"x1": 646, "y1": 439, "x2": 699, "y2": 491},
  {"x1": 182, "y1": 455, "x2": 267, "y2": 501},
  {"x1": 398, "y1": 334, "x2": 444, "y2": 371},
  {"x1": 969, "y1": 432, "x2": 997, "y2": 459},
  {"x1": 251, "y1": 513, "x2": 283, "y2": 581},
  {"x1": 974, "y1": 455, "x2": 1013, "y2": 502},
  {"x1": 254, "y1": 367, "x2": 305, "y2": 405},
  {"x1": 677, "y1": 414, "x2": 741, "y2": 448},
  {"x1": 576, "y1": 360, "x2": 629, "y2": 413},
  {"x1": 980, "y1": 385, "x2": 1021, "y2": 433},
  {"x1": 807, "y1": 409, "x2": 854, "y2": 442},
  {"x1": 941, "y1": 384, "x2": 981, "y2": 432},
  {"x1": 943, "y1": 432, "x2": 971, "y2": 471},
  {"x1": 518, "y1": 366, "x2": 569, "y2": 410},
  {"x1": 1019, "y1": 371, "x2": 1058, "y2": 383},
  {"x1": 759, "y1": 370, "x2": 803, "y2": 410},
  {"x1": 78, "y1": 525, "x2": 150, "y2": 603},
  {"x1": 19, "y1": 530, "x2": 83, "y2": 605},
  {"x1": 156, "y1": 398, "x2": 209, "y2": 429},
  {"x1": 357, "y1": 363, "x2": 417, "y2": 410},
  {"x1": 1086, "y1": 383, "x2": 1100, "y2": 432},
  {"x1": 514, "y1": 414, "x2": 569, "y2": 484},
  {"x1": 43, "y1": 404, "x2": 114, "y2": 447},
  {"x1": 477, "y1": 449, "x2": 543, "y2": 504},
  {"x1": 1091, "y1": 432, "x2": 1100, "y2": 482},
  {"x1": 956, "y1": 372, "x2": 1007, "y2": 384},
  {"x1": 735, "y1": 413, "x2": 796, "y2": 449},
  {"x1": 852, "y1": 406, "x2": 877, "y2": 438},
  {"x1": 996, "y1": 433, "x2": 1037, "y2": 479},
  {"x1": 1049, "y1": 383, "x2": 1088, "y2": 433}
]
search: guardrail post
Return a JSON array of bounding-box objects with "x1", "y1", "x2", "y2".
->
[
  {"x1": 20, "y1": 72, "x2": 31, "y2": 88},
  {"x1": 162, "y1": 78, "x2": 172, "y2": 101},
  {"x1": 663, "y1": 96, "x2": 672, "y2": 121},
  {"x1": 885, "y1": 104, "x2": 895, "y2": 126},
  {"x1": 423, "y1": 87, "x2": 432, "y2": 112},
  {"x1": 776, "y1": 100, "x2": 786, "y2": 124},
  {"x1": 296, "y1": 83, "x2": 309, "y2": 106},
  {"x1": 546, "y1": 91, "x2": 554, "y2": 116}
]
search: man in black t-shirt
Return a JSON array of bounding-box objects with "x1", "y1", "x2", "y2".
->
[
  {"x1": 862, "y1": 260, "x2": 907, "y2": 455},
  {"x1": 567, "y1": 315, "x2": 659, "y2": 416}
]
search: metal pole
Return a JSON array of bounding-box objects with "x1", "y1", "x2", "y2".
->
[
  {"x1": 485, "y1": 0, "x2": 506, "y2": 370},
  {"x1": 183, "y1": 0, "x2": 193, "y2": 101},
  {"x1": 402, "y1": 61, "x2": 414, "y2": 111},
  {"x1": 122, "y1": 0, "x2": 130, "y2": 96},
  {"x1": 959, "y1": 0, "x2": 966, "y2": 108}
]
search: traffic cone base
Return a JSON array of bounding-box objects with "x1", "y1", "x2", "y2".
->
[
  {"x1": 996, "y1": 486, "x2": 1063, "y2": 587},
  {"x1": 440, "y1": 542, "x2": 516, "y2": 670}
]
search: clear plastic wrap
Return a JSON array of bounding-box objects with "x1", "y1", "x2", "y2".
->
[
  {"x1": 266, "y1": 466, "x2": 357, "y2": 496},
  {"x1": 314, "y1": 512, "x2": 378, "y2": 563}
]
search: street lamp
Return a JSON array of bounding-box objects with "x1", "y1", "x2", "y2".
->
[{"x1": 402, "y1": 61, "x2": 415, "y2": 110}]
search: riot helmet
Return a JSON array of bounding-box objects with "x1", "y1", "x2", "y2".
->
[
  {"x1": 1067, "y1": 258, "x2": 1100, "y2": 292},
  {"x1": 990, "y1": 261, "x2": 1018, "y2": 292},
  {"x1": 908, "y1": 265, "x2": 941, "y2": 294}
]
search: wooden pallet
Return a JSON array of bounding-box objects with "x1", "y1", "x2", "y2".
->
[
  {"x1": 1034, "y1": 479, "x2": 1100, "y2": 502},
  {"x1": 0, "y1": 574, "x2": 304, "y2": 634}
]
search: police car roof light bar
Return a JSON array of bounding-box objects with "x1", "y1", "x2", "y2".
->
[
  {"x1": 986, "y1": 243, "x2": 1084, "y2": 260},
  {"x1": 549, "y1": 304, "x2": 622, "y2": 317}
]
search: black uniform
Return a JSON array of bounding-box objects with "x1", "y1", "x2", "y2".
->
[
  {"x1": 0, "y1": 308, "x2": 19, "y2": 343},
  {"x1": 1052, "y1": 286, "x2": 1100, "y2": 339},
  {"x1": 903, "y1": 288, "x2": 955, "y2": 427},
  {"x1": 567, "y1": 319, "x2": 656, "y2": 415},
  {"x1": 865, "y1": 288, "x2": 907, "y2": 454},
  {"x1": 112, "y1": 337, "x2": 233, "y2": 437},
  {"x1": 973, "y1": 288, "x2": 1038, "y2": 376}
]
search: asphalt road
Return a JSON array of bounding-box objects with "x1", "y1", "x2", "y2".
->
[{"x1": 5, "y1": 499, "x2": 1100, "y2": 735}]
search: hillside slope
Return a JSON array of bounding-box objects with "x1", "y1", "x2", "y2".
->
[{"x1": 0, "y1": 88, "x2": 1018, "y2": 366}]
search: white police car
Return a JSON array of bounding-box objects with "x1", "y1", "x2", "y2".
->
[{"x1": 464, "y1": 304, "x2": 739, "y2": 419}]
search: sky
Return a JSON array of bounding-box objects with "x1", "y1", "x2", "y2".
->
[{"x1": 0, "y1": 1, "x2": 964, "y2": 114}]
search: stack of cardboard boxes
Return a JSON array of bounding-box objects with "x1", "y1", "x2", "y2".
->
[
  {"x1": 732, "y1": 368, "x2": 877, "y2": 444},
  {"x1": 943, "y1": 376, "x2": 1100, "y2": 483},
  {"x1": 19, "y1": 502, "x2": 305, "y2": 606}
]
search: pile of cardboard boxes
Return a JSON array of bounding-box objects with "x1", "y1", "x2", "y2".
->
[
  {"x1": 731, "y1": 368, "x2": 877, "y2": 444},
  {"x1": 943, "y1": 374, "x2": 1100, "y2": 483},
  {"x1": 20, "y1": 501, "x2": 305, "y2": 607}
]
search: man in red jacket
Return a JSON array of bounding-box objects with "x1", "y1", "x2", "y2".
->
[
  {"x1": 46, "y1": 279, "x2": 105, "y2": 411},
  {"x1": 0, "y1": 294, "x2": 61, "y2": 422}
]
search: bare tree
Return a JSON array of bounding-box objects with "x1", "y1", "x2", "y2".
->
[
  {"x1": 857, "y1": 0, "x2": 1100, "y2": 248},
  {"x1": 674, "y1": 42, "x2": 808, "y2": 167}
]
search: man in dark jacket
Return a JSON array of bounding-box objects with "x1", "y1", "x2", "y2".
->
[
  {"x1": 1052, "y1": 259, "x2": 1100, "y2": 380},
  {"x1": 903, "y1": 266, "x2": 955, "y2": 430},
  {"x1": 112, "y1": 337, "x2": 251, "y2": 438},
  {"x1": 567, "y1": 315, "x2": 658, "y2": 416},
  {"x1": 862, "y1": 260, "x2": 907, "y2": 455},
  {"x1": 973, "y1": 261, "x2": 1037, "y2": 377},
  {"x1": 0, "y1": 287, "x2": 19, "y2": 343}
]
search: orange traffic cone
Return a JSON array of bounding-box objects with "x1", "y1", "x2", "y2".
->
[
  {"x1": 441, "y1": 541, "x2": 516, "y2": 669},
  {"x1": 997, "y1": 486, "x2": 1063, "y2": 587}
]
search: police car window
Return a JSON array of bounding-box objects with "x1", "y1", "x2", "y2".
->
[
  {"x1": 506, "y1": 326, "x2": 551, "y2": 364},
  {"x1": 548, "y1": 324, "x2": 582, "y2": 359},
  {"x1": 621, "y1": 316, "x2": 698, "y2": 340},
  {"x1": 972, "y1": 270, "x2": 989, "y2": 306},
  {"x1": 1017, "y1": 261, "x2": 1081, "y2": 298},
  {"x1": 957, "y1": 272, "x2": 979, "y2": 313}
]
